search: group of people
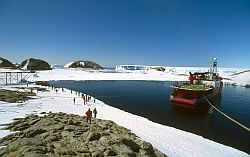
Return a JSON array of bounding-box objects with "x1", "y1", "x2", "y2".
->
[
  {"x1": 72, "y1": 93, "x2": 96, "y2": 105},
  {"x1": 85, "y1": 108, "x2": 97, "y2": 124},
  {"x1": 50, "y1": 84, "x2": 61, "y2": 93},
  {"x1": 82, "y1": 94, "x2": 95, "y2": 105},
  {"x1": 49, "y1": 85, "x2": 98, "y2": 124}
]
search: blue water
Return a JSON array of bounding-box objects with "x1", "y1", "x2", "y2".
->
[{"x1": 49, "y1": 80, "x2": 250, "y2": 153}]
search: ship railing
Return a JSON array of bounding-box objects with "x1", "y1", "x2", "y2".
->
[
  {"x1": 171, "y1": 81, "x2": 191, "y2": 87},
  {"x1": 171, "y1": 81, "x2": 214, "y2": 91}
]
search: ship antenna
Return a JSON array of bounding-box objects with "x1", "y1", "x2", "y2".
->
[{"x1": 212, "y1": 58, "x2": 217, "y2": 74}]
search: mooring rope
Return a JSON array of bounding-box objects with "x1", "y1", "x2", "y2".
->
[{"x1": 205, "y1": 97, "x2": 250, "y2": 133}]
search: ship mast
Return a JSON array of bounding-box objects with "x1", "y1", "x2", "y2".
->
[{"x1": 209, "y1": 58, "x2": 217, "y2": 80}]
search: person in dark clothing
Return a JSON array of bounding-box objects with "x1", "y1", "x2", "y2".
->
[
  {"x1": 82, "y1": 95, "x2": 86, "y2": 105},
  {"x1": 85, "y1": 108, "x2": 92, "y2": 124},
  {"x1": 73, "y1": 97, "x2": 75, "y2": 104},
  {"x1": 93, "y1": 108, "x2": 97, "y2": 118}
]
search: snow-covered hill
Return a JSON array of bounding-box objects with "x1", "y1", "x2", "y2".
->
[
  {"x1": 227, "y1": 70, "x2": 250, "y2": 86},
  {"x1": 20, "y1": 58, "x2": 51, "y2": 70},
  {"x1": 64, "y1": 60, "x2": 102, "y2": 69}
]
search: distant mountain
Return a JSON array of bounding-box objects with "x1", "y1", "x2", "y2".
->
[
  {"x1": 20, "y1": 58, "x2": 51, "y2": 71},
  {"x1": 64, "y1": 60, "x2": 103, "y2": 69},
  {"x1": 0, "y1": 57, "x2": 16, "y2": 69}
]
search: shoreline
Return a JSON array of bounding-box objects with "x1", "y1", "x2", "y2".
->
[
  {"x1": 0, "y1": 84, "x2": 249, "y2": 157},
  {"x1": 34, "y1": 68, "x2": 250, "y2": 87},
  {"x1": 1, "y1": 67, "x2": 250, "y2": 87}
]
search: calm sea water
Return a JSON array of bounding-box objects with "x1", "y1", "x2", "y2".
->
[{"x1": 50, "y1": 80, "x2": 250, "y2": 153}]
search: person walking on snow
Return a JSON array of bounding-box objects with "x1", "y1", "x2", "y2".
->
[
  {"x1": 85, "y1": 108, "x2": 92, "y2": 124},
  {"x1": 73, "y1": 97, "x2": 75, "y2": 104},
  {"x1": 93, "y1": 108, "x2": 97, "y2": 118},
  {"x1": 82, "y1": 95, "x2": 86, "y2": 105}
]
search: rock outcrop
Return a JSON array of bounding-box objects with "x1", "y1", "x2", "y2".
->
[
  {"x1": 0, "y1": 89, "x2": 36, "y2": 103},
  {"x1": 151, "y1": 67, "x2": 165, "y2": 72},
  {"x1": 65, "y1": 60, "x2": 103, "y2": 69},
  {"x1": 0, "y1": 112, "x2": 167, "y2": 157},
  {"x1": 0, "y1": 57, "x2": 16, "y2": 69},
  {"x1": 20, "y1": 58, "x2": 51, "y2": 71}
]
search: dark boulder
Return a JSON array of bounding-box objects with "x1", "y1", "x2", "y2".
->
[
  {"x1": 86, "y1": 131, "x2": 101, "y2": 141},
  {"x1": 151, "y1": 67, "x2": 165, "y2": 72}
]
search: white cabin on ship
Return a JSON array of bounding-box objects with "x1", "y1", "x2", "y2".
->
[{"x1": 115, "y1": 65, "x2": 146, "y2": 72}]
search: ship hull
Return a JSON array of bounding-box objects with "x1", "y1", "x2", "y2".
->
[{"x1": 170, "y1": 90, "x2": 221, "y2": 110}]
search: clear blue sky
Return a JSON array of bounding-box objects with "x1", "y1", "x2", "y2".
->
[{"x1": 0, "y1": 0, "x2": 250, "y2": 67}]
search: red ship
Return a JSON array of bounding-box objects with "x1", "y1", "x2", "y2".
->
[{"x1": 170, "y1": 58, "x2": 222, "y2": 110}]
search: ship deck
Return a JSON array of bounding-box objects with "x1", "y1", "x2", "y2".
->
[{"x1": 175, "y1": 84, "x2": 213, "y2": 91}]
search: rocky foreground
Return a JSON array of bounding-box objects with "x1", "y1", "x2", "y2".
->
[{"x1": 0, "y1": 112, "x2": 167, "y2": 157}]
